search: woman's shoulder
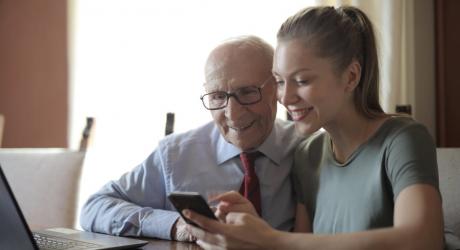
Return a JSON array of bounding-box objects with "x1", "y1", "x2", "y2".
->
[
  {"x1": 377, "y1": 115, "x2": 434, "y2": 149},
  {"x1": 376, "y1": 115, "x2": 428, "y2": 138},
  {"x1": 296, "y1": 130, "x2": 327, "y2": 152},
  {"x1": 294, "y1": 130, "x2": 329, "y2": 167}
]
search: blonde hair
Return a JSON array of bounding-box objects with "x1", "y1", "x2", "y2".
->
[{"x1": 277, "y1": 6, "x2": 384, "y2": 118}]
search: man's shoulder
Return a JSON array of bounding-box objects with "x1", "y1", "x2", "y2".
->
[
  {"x1": 273, "y1": 119, "x2": 295, "y2": 135},
  {"x1": 273, "y1": 119, "x2": 302, "y2": 143},
  {"x1": 158, "y1": 121, "x2": 219, "y2": 149},
  {"x1": 257, "y1": 119, "x2": 303, "y2": 159}
]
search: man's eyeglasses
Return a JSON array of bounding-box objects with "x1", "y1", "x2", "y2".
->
[{"x1": 200, "y1": 77, "x2": 273, "y2": 110}]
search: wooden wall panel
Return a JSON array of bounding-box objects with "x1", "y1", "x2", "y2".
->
[
  {"x1": 436, "y1": 0, "x2": 460, "y2": 147},
  {"x1": 0, "y1": 0, "x2": 68, "y2": 147}
]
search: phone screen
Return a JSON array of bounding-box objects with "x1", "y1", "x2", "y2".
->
[{"x1": 167, "y1": 191, "x2": 217, "y2": 227}]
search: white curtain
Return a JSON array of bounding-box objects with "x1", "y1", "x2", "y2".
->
[{"x1": 318, "y1": 0, "x2": 436, "y2": 137}]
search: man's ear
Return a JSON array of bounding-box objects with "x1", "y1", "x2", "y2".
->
[{"x1": 343, "y1": 60, "x2": 361, "y2": 93}]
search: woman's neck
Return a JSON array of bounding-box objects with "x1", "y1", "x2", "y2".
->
[{"x1": 324, "y1": 108, "x2": 387, "y2": 164}]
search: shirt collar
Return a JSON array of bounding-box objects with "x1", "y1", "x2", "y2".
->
[{"x1": 215, "y1": 122, "x2": 282, "y2": 166}]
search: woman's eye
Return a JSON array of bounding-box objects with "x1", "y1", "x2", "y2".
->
[{"x1": 296, "y1": 80, "x2": 309, "y2": 86}]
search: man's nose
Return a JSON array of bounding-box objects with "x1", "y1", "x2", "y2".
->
[{"x1": 225, "y1": 96, "x2": 245, "y2": 120}]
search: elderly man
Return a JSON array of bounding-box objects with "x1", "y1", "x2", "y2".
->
[{"x1": 80, "y1": 36, "x2": 301, "y2": 241}]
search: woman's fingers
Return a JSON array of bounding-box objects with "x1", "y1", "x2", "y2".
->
[
  {"x1": 218, "y1": 202, "x2": 258, "y2": 217},
  {"x1": 213, "y1": 191, "x2": 246, "y2": 204},
  {"x1": 215, "y1": 207, "x2": 227, "y2": 222},
  {"x1": 183, "y1": 209, "x2": 227, "y2": 235},
  {"x1": 186, "y1": 210, "x2": 267, "y2": 249},
  {"x1": 196, "y1": 239, "x2": 224, "y2": 250},
  {"x1": 185, "y1": 223, "x2": 205, "y2": 237},
  {"x1": 185, "y1": 223, "x2": 227, "y2": 247}
]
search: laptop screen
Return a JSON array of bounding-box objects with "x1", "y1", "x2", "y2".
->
[{"x1": 0, "y1": 164, "x2": 37, "y2": 250}]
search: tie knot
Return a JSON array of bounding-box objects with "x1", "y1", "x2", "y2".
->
[
  {"x1": 240, "y1": 151, "x2": 262, "y2": 162},
  {"x1": 239, "y1": 151, "x2": 262, "y2": 173}
]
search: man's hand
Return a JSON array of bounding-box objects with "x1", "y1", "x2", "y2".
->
[{"x1": 171, "y1": 217, "x2": 196, "y2": 242}]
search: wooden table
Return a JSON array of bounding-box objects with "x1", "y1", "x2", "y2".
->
[{"x1": 141, "y1": 238, "x2": 202, "y2": 250}]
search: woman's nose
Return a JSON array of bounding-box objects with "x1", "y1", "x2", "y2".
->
[{"x1": 277, "y1": 82, "x2": 297, "y2": 106}]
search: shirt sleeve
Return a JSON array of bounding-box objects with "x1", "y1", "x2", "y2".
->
[
  {"x1": 79, "y1": 147, "x2": 180, "y2": 240},
  {"x1": 385, "y1": 122, "x2": 439, "y2": 200}
]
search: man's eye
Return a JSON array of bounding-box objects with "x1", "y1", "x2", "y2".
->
[
  {"x1": 238, "y1": 87, "x2": 258, "y2": 96},
  {"x1": 210, "y1": 92, "x2": 227, "y2": 100}
]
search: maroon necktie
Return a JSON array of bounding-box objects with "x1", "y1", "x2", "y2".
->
[{"x1": 239, "y1": 151, "x2": 262, "y2": 216}]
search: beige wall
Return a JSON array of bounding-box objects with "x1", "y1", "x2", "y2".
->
[{"x1": 0, "y1": 0, "x2": 68, "y2": 147}]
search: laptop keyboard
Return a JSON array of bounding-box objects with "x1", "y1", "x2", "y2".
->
[{"x1": 33, "y1": 233, "x2": 102, "y2": 250}]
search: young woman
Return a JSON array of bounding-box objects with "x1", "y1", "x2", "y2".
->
[{"x1": 184, "y1": 6, "x2": 444, "y2": 250}]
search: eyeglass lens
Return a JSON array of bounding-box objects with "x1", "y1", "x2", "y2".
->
[{"x1": 202, "y1": 86, "x2": 261, "y2": 109}]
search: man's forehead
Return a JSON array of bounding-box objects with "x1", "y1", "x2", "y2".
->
[
  {"x1": 204, "y1": 77, "x2": 248, "y2": 91},
  {"x1": 203, "y1": 45, "x2": 271, "y2": 91},
  {"x1": 204, "y1": 66, "x2": 263, "y2": 89},
  {"x1": 204, "y1": 66, "x2": 229, "y2": 82}
]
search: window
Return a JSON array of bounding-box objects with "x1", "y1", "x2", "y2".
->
[{"x1": 69, "y1": 0, "x2": 316, "y2": 218}]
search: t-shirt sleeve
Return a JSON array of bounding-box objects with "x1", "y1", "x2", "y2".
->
[
  {"x1": 291, "y1": 140, "x2": 309, "y2": 204},
  {"x1": 385, "y1": 123, "x2": 439, "y2": 200},
  {"x1": 291, "y1": 134, "x2": 324, "y2": 206}
]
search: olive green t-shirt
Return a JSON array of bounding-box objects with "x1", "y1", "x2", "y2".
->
[{"x1": 292, "y1": 117, "x2": 439, "y2": 233}]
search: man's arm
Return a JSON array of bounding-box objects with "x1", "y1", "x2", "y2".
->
[{"x1": 79, "y1": 150, "x2": 180, "y2": 240}]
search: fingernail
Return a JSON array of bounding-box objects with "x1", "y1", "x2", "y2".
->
[{"x1": 182, "y1": 209, "x2": 190, "y2": 217}]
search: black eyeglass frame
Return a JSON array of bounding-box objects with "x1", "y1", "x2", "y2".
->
[{"x1": 200, "y1": 77, "x2": 273, "y2": 110}]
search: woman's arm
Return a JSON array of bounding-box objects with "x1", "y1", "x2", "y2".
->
[
  {"x1": 273, "y1": 184, "x2": 443, "y2": 250},
  {"x1": 186, "y1": 184, "x2": 443, "y2": 250},
  {"x1": 293, "y1": 203, "x2": 311, "y2": 232}
]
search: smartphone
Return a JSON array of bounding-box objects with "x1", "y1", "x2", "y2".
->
[{"x1": 167, "y1": 191, "x2": 217, "y2": 227}]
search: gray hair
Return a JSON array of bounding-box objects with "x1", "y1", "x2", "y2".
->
[{"x1": 218, "y1": 35, "x2": 274, "y2": 62}]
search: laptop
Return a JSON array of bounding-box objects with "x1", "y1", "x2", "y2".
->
[{"x1": 0, "y1": 164, "x2": 148, "y2": 250}]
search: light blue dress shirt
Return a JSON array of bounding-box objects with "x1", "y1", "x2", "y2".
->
[{"x1": 80, "y1": 119, "x2": 301, "y2": 240}]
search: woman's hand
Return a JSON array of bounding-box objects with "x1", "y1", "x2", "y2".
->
[
  {"x1": 184, "y1": 209, "x2": 277, "y2": 250},
  {"x1": 211, "y1": 191, "x2": 258, "y2": 222}
]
